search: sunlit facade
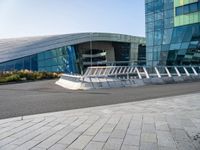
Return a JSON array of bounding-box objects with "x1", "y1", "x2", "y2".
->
[{"x1": 145, "y1": 0, "x2": 200, "y2": 66}]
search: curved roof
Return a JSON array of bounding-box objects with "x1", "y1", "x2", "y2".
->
[{"x1": 0, "y1": 32, "x2": 145, "y2": 63}]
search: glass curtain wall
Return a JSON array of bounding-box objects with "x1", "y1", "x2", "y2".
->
[
  {"x1": 145, "y1": 0, "x2": 200, "y2": 66},
  {"x1": 0, "y1": 45, "x2": 78, "y2": 73}
]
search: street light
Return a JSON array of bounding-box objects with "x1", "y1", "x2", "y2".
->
[{"x1": 90, "y1": 32, "x2": 93, "y2": 67}]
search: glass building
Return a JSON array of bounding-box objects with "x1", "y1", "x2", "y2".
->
[
  {"x1": 0, "y1": 33, "x2": 145, "y2": 74},
  {"x1": 145, "y1": 0, "x2": 200, "y2": 66}
]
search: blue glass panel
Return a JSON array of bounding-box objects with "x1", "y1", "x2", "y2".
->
[
  {"x1": 15, "y1": 59, "x2": 24, "y2": 70},
  {"x1": 190, "y1": 3, "x2": 198, "y2": 13},
  {"x1": 24, "y1": 56, "x2": 31, "y2": 70},
  {"x1": 67, "y1": 45, "x2": 77, "y2": 73},
  {"x1": 176, "y1": 7, "x2": 183, "y2": 16},
  {"x1": 31, "y1": 55, "x2": 38, "y2": 71}
]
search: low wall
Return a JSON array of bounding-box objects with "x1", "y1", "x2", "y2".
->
[{"x1": 56, "y1": 74, "x2": 200, "y2": 90}]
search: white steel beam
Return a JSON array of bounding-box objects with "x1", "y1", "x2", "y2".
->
[
  {"x1": 174, "y1": 67, "x2": 181, "y2": 77},
  {"x1": 154, "y1": 67, "x2": 161, "y2": 78},
  {"x1": 191, "y1": 67, "x2": 198, "y2": 76},
  {"x1": 143, "y1": 67, "x2": 150, "y2": 78},
  {"x1": 135, "y1": 67, "x2": 142, "y2": 79},
  {"x1": 165, "y1": 67, "x2": 172, "y2": 77},
  {"x1": 183, "y1": 67, "x2": 190, "y2": 76}
]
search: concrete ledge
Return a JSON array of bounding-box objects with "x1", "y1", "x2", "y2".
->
[
  {"x1": 56, "y1": 74, "x2": 200, "y2": 90},
  {"x1": 133, "y1": 79, "x2": 145, "y2": 86},
  {"x1": 143, "y1": 78, "x2": 152, "y2": 85},
  {"x1": 173, "y1": 76, "x2": 185, "y2": 83},
  {"x1": 190, "y1": 75, "x2": 200, "y2": 81},
  {"x1": 151, "y1": 78, "x2": 164, "y2": 84},
  {"x1": 162, "y1": 77, "x2": 175, "y2": 84},
  {"x1": 182, "y1": 76, "x2": 193, "y2": 82}
]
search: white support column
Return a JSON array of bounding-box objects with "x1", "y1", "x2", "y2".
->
[
  {"x1": 127, "y1": 67, "x2": 131, "y2": 79},
  {"x1": 174, "y1": 67, "x2": 181, "y2": 77},
  {"x1": 123, "y1": 66, "x2": 127, "y2": 74},
  {"x1": 84, "y1": 68, "x2": 92, "y2": 77},
  {"x1": 165, "y1": 67, "x2": 172, "y2": 77},
  {"x1": 135, "y1": 67, "x2": 142, "y2": 79},
  {"x1": 112, "y1": 67, "x2": 118, "y2": 75},
  {"x1": 127, "y1": 67, "x2": 131, "y2": 74},
  {"x1": 103, "y1": 68, "x2": 108, "y2": 76},
  {"x1": 93, "y1": 68, "x2": 98, "y2": 76},
  {"x1": 191, "y1": 67, "x2": 198, "y2": 76},
  {"x1": 123, "y1": 67, "x2": 128, "y2": 74},
  {"x1": 129, "y1": 67, "x2": 134, "y2": 73},
  {"x1": 83, "y1": 68, "x2": 90, "y2": 77},
  {"x1": 98, "y1": 68, "x2": 103, "y2": 76},
  {"x1": 183, "y1": 67, "x2": 190, "y2": 76},
  {"x1": 143, "y1": 67, "x2": 150, "y2": 79},
  {"x1": 109, "y1": 67, "x2": 113, "y2": 75},
  {"x1": 154, "y1": 67, "x2": 161, "y2": 78},
  {"x1": 118, "y1": 67, "x2": 123, "y2": 74}
]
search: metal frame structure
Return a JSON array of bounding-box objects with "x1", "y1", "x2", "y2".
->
[{"x1": 83, "y1": 66, "x2": 200, "y2": 79}]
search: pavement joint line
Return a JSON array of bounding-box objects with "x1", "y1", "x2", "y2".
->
[
  {"x1": 63, "y1": 115, "x2": 103, "y2": 149},
  {"x1": 101, "y1": 114, "x2": 123, "y2": 149}
]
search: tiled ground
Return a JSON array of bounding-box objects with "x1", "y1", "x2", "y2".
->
[{"x1": 0, "y1": 93, "x2": 200, "y2": 150}]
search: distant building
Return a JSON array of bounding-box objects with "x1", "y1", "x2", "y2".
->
[
  {"x1": 145, "y1": 0, "x2": 200, "y2": 66},
  {"x1": 0, "y1": 33, "x2": 145, "y2": 73}
]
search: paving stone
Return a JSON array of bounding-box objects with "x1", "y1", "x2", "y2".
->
[
  {"x1": 84, "y1": 141, "x2": 104, "y2": 150},
  {"x1": 48, "y1": 143, "x2": 68, "y2": 150},
  {"x1": 121, "y1": 145, "x2": 139, "y2": 150},
  {"x1": 140, "y1": 143, "x2": 158, "y2": 150},
  {"x1": 0, "y1": 137, "x2": 17, "y2": 147},
  {"x1": 93, "y1": 132, "x2": 110, "y2": 142},
  {"x1": 171, "y1": 129, "x2": 191, "y2": 142},
  {"x1": 58, "y1": 132, "x2": 81, "y2": 145},
  {"x1": 110, "y1": 129, "x2": 126, "y2": 139},
  {"x1": 175, "y1": 140, "x2": 196, "y2": 150},
  {"x1": 123, "y1": 134, "x2": 140, "y2": 146},
  {"x1": 14, "y1": 141, "x2": 40, "y2": 150},
  {"x1": 142, "y1": 124, "x2": 156, "y2": 133},
  {"x1": 0, "y1": 144, "x2": 18, "y2": 150},
  {"x1": 155, "y1": 122, "x2": 169, "y2": 131},
  {"x1": 127, "y1": 129, "x2": 141, "y2": 136},
  {"x1": 141, "y1": 133, "x2": 157, "y2": 143},
  {"x1": 100, "y1": 124, "x2": 116, "y2": 133},
  {"x1": 103, "y1": 138, "x2": 123, "y2": 150},
  {"x1": 34, "y1": 134, "x2": 63, "y2": 149},
  {"x1": 158, "y1": 146, "x2": 177, "y2": 150},
  {"x1": 84, "y1": 117, "x2": 109, "y2": 136},
  {"x1": 156, "y1": 131, "x2": 176, "y2": 148},
  {"x1": 67, "y1": 135, "x2": 93, "y2": 149},
  {"x1": 73, "y1": 123, "x2": 92, "y2": 133}
]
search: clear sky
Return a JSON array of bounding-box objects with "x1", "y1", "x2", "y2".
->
[{"x1": 0, "y1": 0, "x2": 145, "y2": 39}]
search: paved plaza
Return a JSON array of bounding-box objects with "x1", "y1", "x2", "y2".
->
[{"x1": 0, "y1": 93, "x2": 200, "y2": 150}]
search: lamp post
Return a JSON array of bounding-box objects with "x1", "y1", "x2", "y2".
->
[{"x1": 90, "y1": 32, "x2": 93, "y2": 67}]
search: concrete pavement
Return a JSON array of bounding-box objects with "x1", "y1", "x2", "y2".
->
[
  {"x1": 0, "y1": 80, "x2": 200, "y2": 119},
  {"x1": 0, "y1": 93, "x2": 200, "y2": 150}
]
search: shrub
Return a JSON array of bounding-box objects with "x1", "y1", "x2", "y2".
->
[
  {"x1": 0, "y1": 74, "x2": 21, "y2": 83},
  {"x1": 0, "y1": 70, "x2": 61, "y2": 83}
]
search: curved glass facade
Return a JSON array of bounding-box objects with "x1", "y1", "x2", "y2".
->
[
  {"x1": 145, "y1": 0, "x2": 200, "y2": 66},
  {"x1": 0, "y1": 45, "x2": 78, "y2": 73},
  {"x1": 0, "y1": 33, "x2": 145, "y2": 73}
]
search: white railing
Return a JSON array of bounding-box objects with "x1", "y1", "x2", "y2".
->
[
  {"x1": 83, "y1": 66, "x2": 200, "y2": 79},
  {"x1": 56, "y1": 65, "x2": 200, "y2": 90}
]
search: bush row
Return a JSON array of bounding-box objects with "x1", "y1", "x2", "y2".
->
[{"x1": 0, "y1": 70, "x2": 61, "y2": 83}]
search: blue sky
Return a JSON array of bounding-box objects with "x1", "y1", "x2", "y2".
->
[{"x1": 0, "y1": 0, "x2": 145, "y2": 39}]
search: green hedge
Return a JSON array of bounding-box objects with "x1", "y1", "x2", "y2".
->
[{"x1": 0, "y1": 70, "x2": 61, "y2": 83}]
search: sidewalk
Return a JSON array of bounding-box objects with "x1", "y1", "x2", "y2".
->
[{"x1": 0, "y1": 93, "x2": 200, "y2": 150}]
